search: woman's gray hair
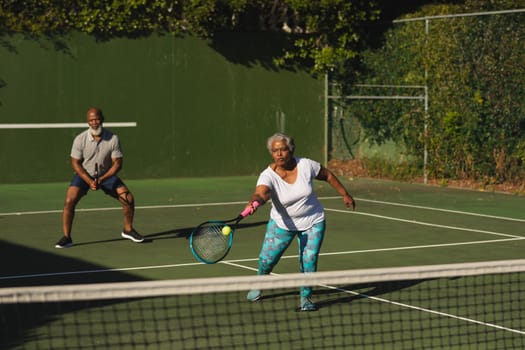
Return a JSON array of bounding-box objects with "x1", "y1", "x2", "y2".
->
[{"x1": 266, "y1": 132, "x2": 295, "y2": 154}]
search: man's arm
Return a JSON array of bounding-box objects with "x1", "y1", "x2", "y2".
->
[
  {"x1": 71, "y1": 157, "x2": 98, "y2": 190},
  {"x1": 99, "y1": 157, "x2": 122, "y2": 182}
]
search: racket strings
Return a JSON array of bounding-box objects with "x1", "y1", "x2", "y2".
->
[{"x1": 192, "y1": 223, "x2": 230, "y2": 262}]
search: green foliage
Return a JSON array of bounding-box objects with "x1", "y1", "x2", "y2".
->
[
  {"x1": 281, "y1": 0, "x2": 380, "y2": 77},
  {"x1": 3, "y1": 1, "x2": 522, "y2": 184},
  {"x1": 343, "y1": 0, "x2": 524, "y2": 183},
  {"x1": 0, "y1": 0, "x2": 379, "y2": 77},
  {"x1": 0, "y1": 0, "x2": 185, "y2": 36},
  {"x1": 425, "y1": 2, "x2": 524, "y2": 182}
]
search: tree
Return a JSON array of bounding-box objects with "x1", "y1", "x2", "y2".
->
[
  {"x1": 345, "y1": 0, "x2": 525, "y2": 183},
  {"x1": 0, "y1": 0, "x2": 379, "y2": 78}
]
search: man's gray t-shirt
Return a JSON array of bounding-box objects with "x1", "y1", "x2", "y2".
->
[{"x1": 70, "y1": 128, "x2": 123, "y2": 177}]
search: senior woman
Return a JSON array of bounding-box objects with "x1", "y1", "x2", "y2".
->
[{"x1": 243, "y1": 132, "x2": 355, "y2": 311}]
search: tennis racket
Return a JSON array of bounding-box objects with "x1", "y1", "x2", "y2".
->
[
  {"x1": 94, "y1": 163, "x2": 99, "y2": 182},
  {"x1": 190, "y1": 201, "x2": 260, "y2": 264},
  {"x1": 92, "y1": 163, "x2": 100, "y2": 190}
]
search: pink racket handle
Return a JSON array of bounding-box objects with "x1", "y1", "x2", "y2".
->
[{"x1": 240, "y1": 201, "x2": 260, "y2": 217}]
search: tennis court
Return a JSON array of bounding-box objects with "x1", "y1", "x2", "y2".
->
[{"x1": 1, "y1": 177, "x2": 524, "y2": 348}]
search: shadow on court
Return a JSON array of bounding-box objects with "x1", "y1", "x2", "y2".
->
[
  {"x1": 0, "y1": 241, "x2": 148, "y2": 288},
  {"x1": 144, "y1": 220, "x2": 269, "y2": 240},
  {"x1": 62, "y1": 221, "x2": 268, "y2": 247},
  {"x1": 314, "y1": 280, "x2": 427, "y2": 309},
  {"x1": 0, "y1": 241, "x2": 153, "y2": 350},
  {"x1": 259, "y1": 279, "x2": 427, "y2": 310}
]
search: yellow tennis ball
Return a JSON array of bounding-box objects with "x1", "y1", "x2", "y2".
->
[{"x1": 222, "y1": 225, "x2": 231, "y2": 236}]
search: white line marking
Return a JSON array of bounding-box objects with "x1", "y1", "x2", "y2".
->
[
  {"x1": 2, "y1": 200, "x2": 523, "y2": 281},
  {"x1": 225, "y1": 237, "x2": 525, "y2": 262},
  {"x1": 326, "y1": 208, "x2": 524, "y2": 239},
  {"x1": 0, "y1": 201, "x2": 247, "y2": 216},
  {"x1": 328, "y1": 284, "x2": 525, "y2": 335},
  {"x1": 0, "y1": 122, "x2": 137, "y2": 129},
  {"x1": 1, "y1": 196, "x2": 524, "y2": 224},
  {"x1": 0, "y1": 262, "x2": 203, "y2": 281},
  {"x1": 221, "y1": 261, "x2": 525, "y2": 335},
  {"x1": 2, "y1": 196, "x2": 523, "y2": 335},
  {"x1": 324, "y1": 196, "x2": 525, "y2": 222},
  {"x1": 2, "y1": 237, "x2": 523, "y2": 281}
]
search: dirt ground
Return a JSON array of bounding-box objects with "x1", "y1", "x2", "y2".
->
[{"x1": 327, "y1": 159, "x2": 525, "y2": 196}]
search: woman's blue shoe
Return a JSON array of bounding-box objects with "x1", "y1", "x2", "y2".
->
[{"x1": 247, "y1": 290, "x2": 262, "y2": 301}]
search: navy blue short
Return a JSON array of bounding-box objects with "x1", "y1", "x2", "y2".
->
[{"x1": 70, "y1": 174, "x2": 126, "y2": 198}]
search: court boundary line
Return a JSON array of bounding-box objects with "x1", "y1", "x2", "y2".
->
[
  {"x1": 3, "y1": 198, "x2": 524, "y2": 336},
  {"x1": 341, "y1": 287, "x2": 525, "y2": 335},
  {"x1": 361, "y1": 198, "x2": 525, "y2": 222},
  {"x1": 326, "y1": 208, "x2": 524, "y2": 239},
  {"x1": 2, "y1": 200, "x2": 524, "y2": 281},
  {"x1": 329, "y1": 196, "x2": 525, "y2": 223},
  {"x1": 221, "y1": 260, "x2": 525, "y2": 335},
  {"x1": 1, "y1": 237, "x2": 523, "y2": 281},
  {"x1": 227, "y1": 236, "x2": 525, "y2": 262},
  {"x1": 0, "y1": 202, "x2": 249, "y2": 216},
  {"x1": 1, "y1": 196, "x2": 524, "y2": 223},
  {"x1": 0, "y1": 122, "x2": 137, "y2": 129}
]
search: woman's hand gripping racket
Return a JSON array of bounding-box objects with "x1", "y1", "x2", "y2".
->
[{"x1": 190, "y1": 201, "x2": 260, "y2": 264}]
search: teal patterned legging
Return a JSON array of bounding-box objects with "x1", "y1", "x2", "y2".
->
[{"x1": 256, "y1": 219, "x2": 326, "y2": 298}]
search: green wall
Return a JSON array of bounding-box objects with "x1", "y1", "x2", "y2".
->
[{"x1": 0, "y1": 32, "x2": 324, "y2": 183}]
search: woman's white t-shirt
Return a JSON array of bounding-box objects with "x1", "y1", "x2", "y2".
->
[{"x1": 256, "y1": 157, "x2": 325, "y2": 231}]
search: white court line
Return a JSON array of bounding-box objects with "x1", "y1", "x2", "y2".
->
[
  {"x1": 224, "y1": 206, "x2": 524, "y2": 336},
  {"x1": 0, "y1": 262, "x2": 203, "y2": 281},
  {"x1": 2, "y1": 200, "x2": 523, "y2": 280},
  {"x1": 0, "y1": 201, "x2": 248, "y2": 216},
  {"x1": 325, "y1": 196, "x2": 525, "y2": 223},
  {"x1": 2, "y1": 237, "x2": 523, "y2": 281},
  {"x1": 3, "y1": 199, "x2": 523, "y2": 336},
  {"x1": 220, "y1": 262, "x2": 525, "y2": 335},
  {"x1": 1, "y1": 196, "x2": 524, "y2": 223},
  {"x1": 225, "y1": 237, "x2": 525, "y2": 262},
  {"x1": 0, "y1": 122, "x2": 137, "y2": 129},
  {"x1": 327, "y1": 208, "x2": 524, "y2": 239},
  {"x1": 322, "y1": 283, "x2": 525, "y2": 335}
]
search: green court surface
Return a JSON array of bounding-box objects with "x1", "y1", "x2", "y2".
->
[
  {"x1": 1, "y1": 176, "x2": 524, "y2": 286},
  {"x1": 1, "y1": 177, "x2": 524, "y2": 349}
]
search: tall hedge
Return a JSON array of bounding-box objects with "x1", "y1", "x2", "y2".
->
[{"x1": 344, "y1": 0, "x2": 524, "y2": 184}]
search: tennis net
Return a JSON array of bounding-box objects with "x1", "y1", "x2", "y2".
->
[{"x1": 1, "y1": 259, "x2": 524, "y2": 349}]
